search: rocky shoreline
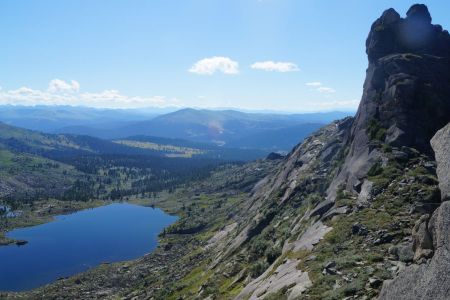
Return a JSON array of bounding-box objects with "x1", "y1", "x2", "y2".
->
[{"x1": 0, "y1": 199, "x2": 110, "y2": 246}]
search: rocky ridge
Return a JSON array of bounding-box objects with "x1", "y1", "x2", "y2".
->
[{"x1": 210, "y1": 4, "x2": 450, "y2": 299}]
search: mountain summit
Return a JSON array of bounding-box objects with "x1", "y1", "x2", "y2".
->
[
  {"x1": 367, "y1": 4, "x2": 450, "y2": 62},
  {"x1": 330, "y1": 4, "x2": 450, "y2": 197},
  {"x1": 363, "y1": 3, "x2": 450, "y2": 151}
]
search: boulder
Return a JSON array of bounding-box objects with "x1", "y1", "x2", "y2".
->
[
  {"x1": 430, "y1": 122, "x2": 450, "y2": 200},
  {"x1": 321, "y1": 206, "x2": 349, "y2": 221},
  {"x1": 412, "y1": 214, "x2": 434, "y2": 262},
  {"x1": 395, "y1": 242, "x2": 415, "y2": 263},
  {"x1": 309, "y1": 199, "x2": 334, "y2": 218},
  {"x1": 369, "y1": 277, "x2": 383, "y2": 288},
  {"x1": 351, "y1": 223, "x2": 368, "y2": 236},
  {"x1": 357, "y1": 179, "x2": 373, "y2": 206},
  {"x1": 428, "y1": 200, "x2": 450, "y2": 253},
  {"x1": 379, "y1": 201, "x2": 450, "y2": 299},
  {"x1": 373, "y1": 230, "x2": 394, "y2": 245}
]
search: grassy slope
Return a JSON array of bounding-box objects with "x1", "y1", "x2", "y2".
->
[{"x1": 114, "y1": 139, "x2": 205, "y2": 158}]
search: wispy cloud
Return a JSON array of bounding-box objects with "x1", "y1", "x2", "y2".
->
[
  {"x1": 189, "y1": 56, "x2": 239, "y2": 75},
  {"x1": 251, "y1": 61, "x2": 300, "y2": 72},
  {"x1": 48, "y1": 79, "x2": 80, "y2": 93},
  {"x1": 305, "y1": 82, "x2": 336, "y2": 94},
  {"x1": 305, "y1": 82, "x2": 322, "y2": 86},
  {"x1": 0, "y1": 79, "x2": 182, "y2": 109},
  {"x1": 317, "y1": 86, "x2": 336, "y2": 94}
]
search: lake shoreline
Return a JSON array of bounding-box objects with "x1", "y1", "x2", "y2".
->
[
  {"x1": 0, "y1": 199, "x2": 111, "y2": 246},
  {"x1": 0, "y1": 201, "x2": 178, "y2": 292},
  {"x1": 0, "y1": 195, "x2": 181, "y2": 246}
]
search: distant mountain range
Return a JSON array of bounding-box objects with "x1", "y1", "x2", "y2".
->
[
  {"x1": 57, "y1": 108, "x2": 351, "y2": 151},
  {"x1": 0, "y1": 106, "x2": 352, "y2": 152},
  {"x1": 0, "y1": 105, "x2": 168, "y2": 133}
]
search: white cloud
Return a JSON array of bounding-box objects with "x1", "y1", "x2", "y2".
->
[
  {"x1": 48, "y1": 79, "x2": 80, "y2": 93},
  {"x1": 305, "y1": 82, "x2": 336, "y2": 94},
  {"x1": 0, "y1": 79, "x2": 182, "y2": 109},
  {"x1": 189, "y1": 56, "x2": 239, "y2": 75},
  {"x1": 317, "y1": 86, "x2": 336, "y2": 94},
  {"x1": 251, "y1": 61, "x2": 299, "y2": 72},
  {"x1": 306, "y1": 82, "x2": 322, "y2": 86}
]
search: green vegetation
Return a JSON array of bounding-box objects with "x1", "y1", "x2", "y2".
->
[
  {"x1": 114, "y1": 139, "x2": 205, "y2": 158},
  {"x1": 294, "y1": 148, "x2": 439, "y2": 299},
  {"x1": 0, "y1": 121, "x2": 228, "y2": 204},
  {"x1": 367, "y1": 118, "x2": 387, "y2": 141}
]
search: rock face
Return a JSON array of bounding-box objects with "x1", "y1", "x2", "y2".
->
[
  {"x1": 238, "y1": 221, "x2": 331, "y2": 300},
  {"x1": 379, "y1": 201, "x2": 450, "y2": 299},
  {"x1": 431, "y1": 122, "x2": 450, "y2": 200},
  {"x1": 235, "y1": 6, "x2": 450, "y2": 299},
  {"x1": 236, "y1": 259, "x2": 311, "y2": 300},
  {"x1": 211, "y1": 118, "x2": 352, "y2": 268},
  {"x1": 329, "y1": 4, "x2": 450, "y2": 197},
  {"x1": 380, "y1": 116, "x2": 450, "y2": 299},
  {"x1": 412, "y1": 214, "x2": 434, "y2": 262}
]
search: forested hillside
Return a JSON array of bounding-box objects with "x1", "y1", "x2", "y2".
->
[{"x1": 0, "y1": 122, "x2": 253, "y2": 204}]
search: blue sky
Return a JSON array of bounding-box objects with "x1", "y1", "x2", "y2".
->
[{"x1": 1, "y1": 0, "x2": 449, "y2": 112}]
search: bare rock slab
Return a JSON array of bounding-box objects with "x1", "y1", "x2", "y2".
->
[{"x1": 431, "y1": 122, "x2": 450, "y2": 200}]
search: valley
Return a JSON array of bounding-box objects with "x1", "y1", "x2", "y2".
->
[{"x1": 1, "y1": 2, "x2": 450, "y2": 300}]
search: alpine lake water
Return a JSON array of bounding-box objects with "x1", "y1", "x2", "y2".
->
[{"x1": 0, "y1": 203, "x2": 177, "y2": 292}]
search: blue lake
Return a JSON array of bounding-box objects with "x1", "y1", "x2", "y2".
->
[{"x1": 0, "y1": 203, "x2": 177, "y2": 292}]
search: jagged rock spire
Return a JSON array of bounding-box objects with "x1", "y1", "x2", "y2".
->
[
  {"x1": 362, "y1": 3, "x2": 450, "y2": 153},
  {"x1": 406, "y1": 4, "x2": 432, "y2": 23},
  {"x1": 328, "y1": 4, "x2": 450, "y2": 199},
  {"x1": 367, "y1": 4, "x2": 450, "y2": 62}
]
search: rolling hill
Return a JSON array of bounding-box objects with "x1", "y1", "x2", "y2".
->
[
  {"x1": 0, "y1": 105, "x2": 172, "y2": 133},
  {"x1": 0, "y1": 106, "x2": 352, "y2": 152},
  {"x1": 56, "y1": 109, "x2": 351, "y2": 151},
  {"x1": 0, "y1": 122, "x2": 265, "y2": 203},
  {"x1": 111, "y1": 109, "x2": 350, "y2": 149}
]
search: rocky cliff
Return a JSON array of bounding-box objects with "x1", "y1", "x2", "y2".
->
[
  {"x1": 329, "y1": 3, "x2": 450, "y2": 199},
  {"x1": 431, "y1": 124, "x2": 450, "y2": 200},
  {"x1": 228, "y1": 4, "x2": 450, "y2": 299}
]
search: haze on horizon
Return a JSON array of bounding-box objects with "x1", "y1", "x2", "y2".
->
[{"x1": 1, "y1": 0, "x2": 449, "y2": 113}]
